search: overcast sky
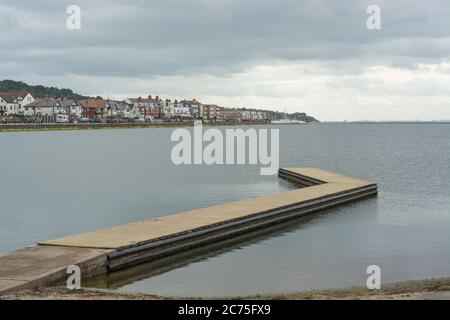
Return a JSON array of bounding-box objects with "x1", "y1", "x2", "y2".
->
[{"x1": 1, "y1": 0, "x2": 450, "y2": 120}]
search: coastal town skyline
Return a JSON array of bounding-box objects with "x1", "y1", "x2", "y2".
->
[
  {"x1": 0, "y1": 79, "x2": 286, "y2": 116},
  {"x1": 1, "y1": 79, "x2": 319, "y2": 124}
]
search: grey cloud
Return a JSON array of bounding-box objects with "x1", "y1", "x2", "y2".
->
[{"x1": 1, "y1": 0, "x2": 450, "y2": 78}]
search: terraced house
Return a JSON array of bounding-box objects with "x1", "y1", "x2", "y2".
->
[
  {"x1": 204, "y1": 104, "x2": 222, "y2": 121},
  {"x1": 180, "y1": 99, "x2": 204, "y2": 118},
  {"x1": 240, "y1": 110, "x2": 268, "y2": 121},
  {"x1": 124, "y1": 95, "x2": 164, "y2": 118},
  {"x1": 162, "y1": 99, "x2": 175, "y2": 118},
  {"x1": 56, "y1": 98, "x2": 83, "y2": 121},
  {"x1": 174, "y1": 100, "x2": 191, "y2": 118},
  {"x1": 106, "y1": 100, "x2": 132, "y2": 118}
]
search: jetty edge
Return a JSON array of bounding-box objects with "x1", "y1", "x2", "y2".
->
[{"x1": 0, "y1": 167, "x2": 377, "y2": 295}]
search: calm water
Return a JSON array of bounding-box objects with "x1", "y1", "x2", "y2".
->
[{"x1": 1, "y1": 124, "x2": 449, "y2": 296}]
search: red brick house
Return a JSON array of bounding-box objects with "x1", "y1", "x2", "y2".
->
[{"x1": 78, "y1": 99, "x2": 108, "y2": 120}]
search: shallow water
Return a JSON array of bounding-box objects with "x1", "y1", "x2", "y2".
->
[{"x1": 1, "y1": 123, "x2": 449, "y2": 296}]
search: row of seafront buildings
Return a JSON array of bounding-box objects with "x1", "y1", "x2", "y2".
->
[{"x1": 0, "y1": 91, "x2": 268, "y2": 123}]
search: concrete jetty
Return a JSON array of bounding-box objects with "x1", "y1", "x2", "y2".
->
[{"x1": 0, "y1": 167, "x2": 377, "y2": 294}]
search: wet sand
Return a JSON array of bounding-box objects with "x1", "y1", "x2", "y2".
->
[{"x1": 2, "y1": 277, "x2": 450, "y2": 300}]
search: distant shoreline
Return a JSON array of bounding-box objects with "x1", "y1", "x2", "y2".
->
[{"x1": 0, "y1": 121, "x2": 274, "y2": 132}]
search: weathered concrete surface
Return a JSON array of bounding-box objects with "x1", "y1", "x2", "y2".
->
[
  {"x1": 1, "y1": 167, "x2": 376, "y2": 294},
  {"x1": 39, "y1": 168, "x2": 376, "y2": 250},
  {"x1": 0, "y1": 246, "x2": 109, "y2": 294},
  {"x1": 0, "y1": 279, "x2": 29, "y2": 294}
]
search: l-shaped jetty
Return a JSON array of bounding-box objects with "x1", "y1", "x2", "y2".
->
[{"x1": 0, "y1": 167, "x2": 377, "y2": 294}]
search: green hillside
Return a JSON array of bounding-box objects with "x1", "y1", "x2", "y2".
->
[{"x1": 0, "y1": 80, "x2": 99, "y2": 99}]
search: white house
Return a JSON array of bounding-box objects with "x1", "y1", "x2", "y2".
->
[
  {"x1": 0, "y1": 91, "x2": 35, "y2": 115},
  {"x1": 162, "y1": 99, "x2": 174, "y2": 118},
  {"x1": 0, "y1": 95, "x2": 14, "y2": 115},
  {"x1": 24, "y1": 97, "x2": 58, "y2": 117},
  {"x1": 57, "y1": 98, "x2": 83, "y2": 120},
  {"x1": 115, "y1": 102, "x2": 133, "y2": 118},
  {"x1": 240, "y1": 110, "x2": 268, "y2": 121},
  {"x1": 106, "y1": 100, "x2": 130, "y2": 117},
  {"x1": 124, "y1": 95, "x2": 164, "y2": 118},
  {"x1": 174, "y1": 100, "x2": 191, "y2": 118},
  {"x1": 178, "y1": 99, "x2": 203, "y2": 118}
]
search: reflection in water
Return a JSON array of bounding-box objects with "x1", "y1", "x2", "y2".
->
[{"x1": 85, "y1": 201, "x2": 365, "y2": 291}]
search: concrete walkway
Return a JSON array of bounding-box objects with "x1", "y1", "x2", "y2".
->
[
  {"x1": 39, "y1": 168, "x2": 374, "y2": 250},
  {"x1": 0, "y1": 246, "x2": 109, "y2": 293},
  {"x1": 0, "y1": 168, "x2": 377, "y2": 295}
]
